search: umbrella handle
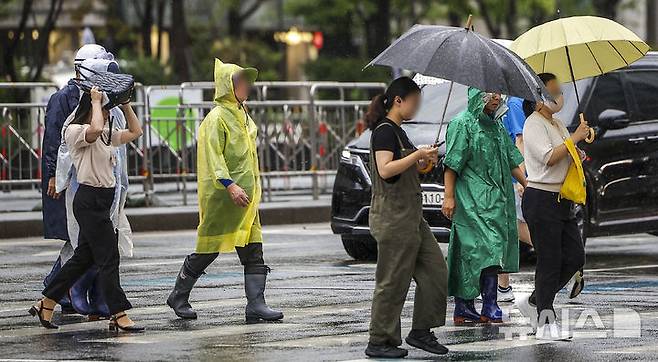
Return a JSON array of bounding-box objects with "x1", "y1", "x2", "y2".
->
[
  {"x1": 580, "y1": 113, "x2": 595, "y2": 143},
  {"x1": 585, "y1": 128, "x2": 596, "y2": 143},
  {"x1": 419, "y1": 160, "x2": 434, "y2": 174}
]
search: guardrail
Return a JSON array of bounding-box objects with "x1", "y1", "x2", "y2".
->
[{"x1": 0, "y1": 81, "x2": 385, "y2": 204}]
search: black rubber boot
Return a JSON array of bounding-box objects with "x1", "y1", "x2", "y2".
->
[
  {"x1": 244, "y1": 264, "x2": 283, "y2": 323},
  {"x1": 365, "y1": 342, "x2": 408, "y2": 358},
  {"x1": 167, "y1": 257, "x2": 200, "y2": 319}
]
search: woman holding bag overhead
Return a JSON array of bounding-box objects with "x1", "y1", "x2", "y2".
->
[
  {"x1": 516, "y1": 73, "x2": 589, "y2": 340},
  {"x1": 29, "y1": 85, "x2": 144, "y2": 332}
]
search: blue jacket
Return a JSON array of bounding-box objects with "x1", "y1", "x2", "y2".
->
[
  {"x1": 501, "y1": 96, "x2": 525, "y2": 144},
  {"x1": 502, "y1": 96, "x2": 526, "y2": 184},
  {"x1": 41, "y1": 79, "x2": 79, "y2": 240}
]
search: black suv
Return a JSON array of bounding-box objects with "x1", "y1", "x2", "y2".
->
[{"x1": 331, "y1": 52, "x2": 658, "y2": 261}]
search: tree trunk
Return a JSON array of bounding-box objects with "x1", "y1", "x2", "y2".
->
[
  {"x1": 156, "y1": 0, "x2": 165, "y2": 60},
  {"x1": 31, "y1": 0, "x2": 64, "y2": 81},
  {"x1": 228, "y1": 0, "x2": 268, "y2": 38},
  {"x1": 592, "y1": 0, "x2": 621, "y2": 19},
  {"x1": 170, "y1": 0, "x2": 191, "y2": 81},
  {"x1": 365, "y1": 0, "x2": 391, "y2": 59},
  {"x1": 2, "y1": 0, "x2": 33, "y2": 82},
  {"x1": 104, "y1": 0, "x2": 126, "y2": 53},
  {"x1": 228, "y1": 7, "x2": 242, "y2": 37},
  {"x1": 505, "y1": 0, "x2": 518, "y2": 38},
  {"x1": 135, "y1": 0, "x2": 154, "y2": 57},
  {"x1": 529, "y1": 3, "x2": 550, "y2": 27},
  {"x1": 448, "y1": 9, "x2": 462, "y2": 27},
  {"x1": 475, "y1": 0, "x2": 501, "y2": 38}
]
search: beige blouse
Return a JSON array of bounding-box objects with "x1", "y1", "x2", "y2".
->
[
  {"x1": 65, "y1": 124, "x2": 126, "y2": 188},
  {"x1": 522, "y1": 111, "x2": 572, "y2": 192}
]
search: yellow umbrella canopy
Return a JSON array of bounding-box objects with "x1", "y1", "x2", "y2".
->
[{"x1": 510, "y1": 16, "x2": 650, "y2": 84}]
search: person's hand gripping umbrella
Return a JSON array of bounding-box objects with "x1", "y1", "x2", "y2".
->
[{"x1": 510, "y1": 15, "x2": 650, "y2": 143}]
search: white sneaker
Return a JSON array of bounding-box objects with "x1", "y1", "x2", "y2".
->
[
  {"x1": 568, "y1": 271, "x2": 585, "y2": 299},
  {"x1": 536, "y1": 321, "x2": 572, "y2": 341},
  {"x1": 515, "y1": 293, "x2": 538, "y2": 327},
  {"x1": 497, "y1": 286, "x2": 515, "y2": 302}
]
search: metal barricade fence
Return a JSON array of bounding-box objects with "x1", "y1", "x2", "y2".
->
[
  {"x1": 0, "y1": 82, "x2": 59, "y2": 191},
  {"x1": 0, "y1": 83, "x2": 147, "y2": 191},
  {"x1": 0, "y1": 81, "x2": 385, "y2": 205}
]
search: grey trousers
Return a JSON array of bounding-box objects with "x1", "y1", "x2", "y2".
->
[{"x1": 369, "y1": 219, "x2": 449, "y2": 346}]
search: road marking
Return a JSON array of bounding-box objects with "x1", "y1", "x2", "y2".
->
[
  {"x1": 31, "y1": 251, "x2": 60, "y2": 257},
  {"x1": 2, "y1": 300, "x2": 373, "y2": 340},
  {"x1": 120, "y1": 260, "x2": 184, "y2": 268},
  {"x1": 0, "y1": 239, "x2": 56, "y2": 246},
  {"x1": 239, "y1": 324, "x2": 556, "y2": 352},
  {"x1": 585, "y1": 264, "x2": 658, "y2": 272},
  {"x1": 4, "y1": 299, "x2": 645, "y2": 357},
  {"x1": 446, "y1": 337, "x2": 557, "y2": 352},
  {"x1": 246, "y1": 331, "x2": 369, "y2": 348},
  {"x1": 84, "y1": 322, "x2": 301, "y2": 344},
  {"x1": 0, "y1": 360, "x2": 104, "y2": 362},
  {"x1": 597, "y1": 344, "x2": 658, "y2": 354},
  {"x1": 0, "y1": 319, "x2": 108, "y2": 338}
]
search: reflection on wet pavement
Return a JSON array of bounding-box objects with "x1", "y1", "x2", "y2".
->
[{"x1": 1, "y1": 225, "x2": 657, "y2": 361}]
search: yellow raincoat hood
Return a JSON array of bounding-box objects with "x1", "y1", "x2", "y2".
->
[
  {"x1": 195, "y1": 59, "x2": 262, "y2": 254},
  {"x1": 213, "y1": 58, "x2": 258, "y2": 104}
]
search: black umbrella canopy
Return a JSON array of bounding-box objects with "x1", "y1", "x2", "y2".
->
[{"x1": 366, "y1": 24, "x2": 552, "y2": 102}]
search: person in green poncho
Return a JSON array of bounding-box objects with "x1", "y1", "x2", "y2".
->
[
  {"x1": 442, "y1": 87, "x2": 527, "y2": 325},
  {"x1": 166, "y1": 59, "x2": 283, "y2": 323}
]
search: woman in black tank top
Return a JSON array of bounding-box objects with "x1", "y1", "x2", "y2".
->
[{"x1": 363, "y1": 77, "x2": 450, "y2": 358}]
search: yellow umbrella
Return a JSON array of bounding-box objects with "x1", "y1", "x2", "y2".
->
[
  {"x1": 510, "y1": 15, "x2": 650, "y2": 142},
  {"x1": 511, "y1": 16, "x2": 649, "y2": 86}
]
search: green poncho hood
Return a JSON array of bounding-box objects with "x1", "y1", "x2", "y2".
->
[
  {"x1": 467, "y1": 87, "x2": 487, "y2": 116},
  {"x1": 213, "y1": 58, "x2": 258, "y2": 105},
  {"x1": 465, "y1": 87, "x2": 508, "y2": 122}
]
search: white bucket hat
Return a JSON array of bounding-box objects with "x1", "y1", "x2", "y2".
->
[{"x1": 73, "y1": 44, "x2": 114, "y2": 67}]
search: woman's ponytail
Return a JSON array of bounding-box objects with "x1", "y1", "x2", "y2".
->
[
  {"x1": 364, "y1": 94, "x2": 387, "y2": 130},
  {"x1": 364, "y1": 76, "x2": 421, "y2": 130}
]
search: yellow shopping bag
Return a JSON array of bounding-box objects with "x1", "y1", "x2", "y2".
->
[{"x1": 559, "y1": 138, "x2": 586, "y2": 204}]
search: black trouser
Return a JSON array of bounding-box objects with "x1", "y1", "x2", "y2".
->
[
  {"x1": 522, "y1": 187, "x2": 585, "y2": 321},
  {"x1": 183, "y1": 243, "x2": 265, "y2": 279},
  {"x1": 42, "y1": 185, "x2": 132, "y2": 315}
]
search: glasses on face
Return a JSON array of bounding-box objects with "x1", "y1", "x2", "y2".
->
[{"x1": 484, "y1": 93, "x2": 501, "y2": 103}]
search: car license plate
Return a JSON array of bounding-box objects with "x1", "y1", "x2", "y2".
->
[{"x1": 422, "y1": 191, "x2": 443, "y2": 206}]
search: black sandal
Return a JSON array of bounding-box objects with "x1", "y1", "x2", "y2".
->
[
  {"x1": 109, "y1": 313, "x2": 144, "y2": 332},
  {"x1": 28, "y1": 301, "x2": 58, "y2": 329}
]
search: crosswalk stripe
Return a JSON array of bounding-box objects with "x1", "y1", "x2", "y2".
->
[
  {"x1": 446, "y1": 337, "x2": 556, "y2": 352},
  {"x1": 0, "y1": 360, "x2": 104, "y2": 362},
  {"x1": 3, "y1": 300, "x2": 374, "y2": 340},
  {"x1": 4, "y1": 295, "x2": 652, "y2": 354},
  {"x1": 83, "y1": 322, "x2": 302, "y2": 344}
]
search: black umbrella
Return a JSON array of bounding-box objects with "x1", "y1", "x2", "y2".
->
[{"x1": 365, "y1": 21, "x2": 551, "y2": 103}]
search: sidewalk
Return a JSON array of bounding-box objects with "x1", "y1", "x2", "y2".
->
[
  {"x1": 0, "y1": 176, "x2": 336, "y2": 213},
  {"x1": 0, "y1": 197, "x2": 332, "y2": 239}
]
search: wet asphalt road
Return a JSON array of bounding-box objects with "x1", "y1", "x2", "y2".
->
[{"x1": 1, "y1": 224, "x2": 658, "y2": 361}]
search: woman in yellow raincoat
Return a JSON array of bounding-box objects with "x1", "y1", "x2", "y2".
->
[{"x1": 167, "y1": 59, "x2": 283, "y2": 323}]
